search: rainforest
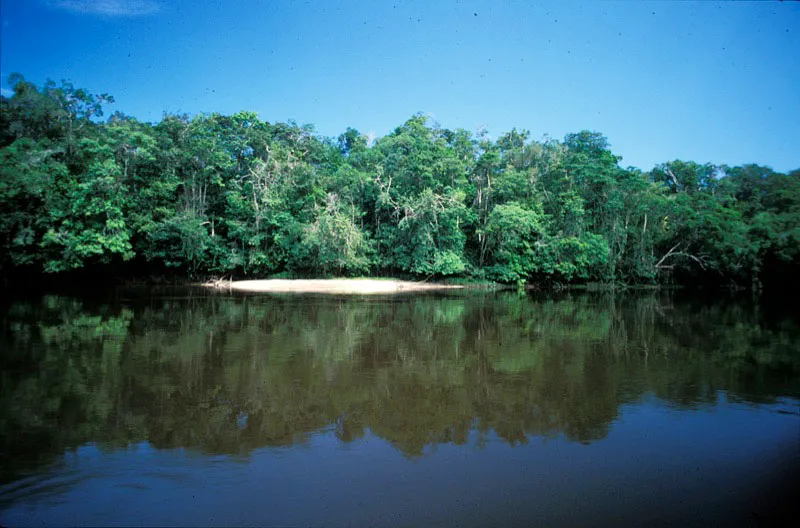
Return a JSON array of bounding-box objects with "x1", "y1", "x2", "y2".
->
[{"x1": 2, "y1": 74, "x2": 799, "y2": 289}]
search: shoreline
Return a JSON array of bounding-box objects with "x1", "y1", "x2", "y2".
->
[{"x1": 206, "y1": 278, "x2": 465, "y2": 294}]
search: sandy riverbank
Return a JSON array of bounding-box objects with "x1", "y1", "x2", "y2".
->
[{"x1": 207, "y1": 279, "x2": 464, "y2": 294}]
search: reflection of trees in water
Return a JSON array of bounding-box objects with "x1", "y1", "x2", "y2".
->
[{"x1": 1, "y1": 291, "x2": 798, "y2": 481}]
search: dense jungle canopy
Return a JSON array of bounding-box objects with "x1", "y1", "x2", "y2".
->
[{"x1": 1, "y1": 75, "x2": 798, "y2": 288}]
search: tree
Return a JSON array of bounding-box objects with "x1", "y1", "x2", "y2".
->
[
  {"x1": 40, "y1": 138, "x2": 134, "y2": 272},
  {"x1": 300, "y1": 192, "x2": 373, "y2": 274},
  {"x1": 1, "y1": 75, "x2": 798, "y2": 288},
  {"x1": 483, "y1": 202, "x2": 546, "y2": 283}
]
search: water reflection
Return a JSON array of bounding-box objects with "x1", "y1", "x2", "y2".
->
[{"x1": 1, "y1": 290, "x2": 799, "y2": 484}]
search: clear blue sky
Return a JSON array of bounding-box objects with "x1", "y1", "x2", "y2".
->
[{"x1": 2, "y1": 0, "x2": 798, "y2": 172}]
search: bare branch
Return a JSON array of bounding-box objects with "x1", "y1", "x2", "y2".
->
[
  {"x1": 656, "y1": 242, "x2": 706, "y2": 271},
  {"x1": 655, "y1": 243, "x2": 682, "y2": 269},
  {"x1": 664, "y1": 167, "x2": 680, "y2": 188}
]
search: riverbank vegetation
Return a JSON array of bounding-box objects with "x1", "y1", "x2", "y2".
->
[{"x1": 2, "y1": 75, "x2": 798, "y2": 289}]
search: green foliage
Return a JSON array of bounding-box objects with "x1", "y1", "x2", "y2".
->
[
  {"x1": 546, "y1": 233, "x2": 611, "y2": 281},
  {"x1": 1, "y1": 74, "x2": 798, "y2": 288},
  {"x1": 301, "y1": 193, "x2": 373, "y2": 274},
  {"x1": 0, "y1": 138, "x2": 67, "y2": 268},
  {"x1": 391, "y1": 188, "x2": 469, "y2": 276},
  {"x1": 484, "y1": 202, "x2": 545, "y2": 283}
]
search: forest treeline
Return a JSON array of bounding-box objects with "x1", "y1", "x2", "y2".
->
[{"x1": 1, "y1": 75, "x2": 798, "y2": 287}]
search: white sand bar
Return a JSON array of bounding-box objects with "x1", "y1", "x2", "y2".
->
[{"x1": 225, "y1": 279, "x2": 464, "y2": 294}]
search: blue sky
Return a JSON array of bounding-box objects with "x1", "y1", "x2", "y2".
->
[{"x1": 1, "y1": 0, "x2": 798, "y2": 172}]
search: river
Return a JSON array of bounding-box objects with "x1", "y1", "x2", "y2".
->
[{"x1": 1, "y1": 288, "x2": 798, "y2": 527}]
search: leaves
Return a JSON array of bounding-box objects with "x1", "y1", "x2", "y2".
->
[{"x1": 1, "y1": 74, "x2": 798, "y2": 288}]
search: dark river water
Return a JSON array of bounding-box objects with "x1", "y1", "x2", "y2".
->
[{"x1": 1, "y1": 289, "x2": 798, "y2": 527}]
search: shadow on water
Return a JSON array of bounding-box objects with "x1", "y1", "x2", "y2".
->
[{"x1": 0, "y1": 289, "x2": 798, "y2": 526}]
